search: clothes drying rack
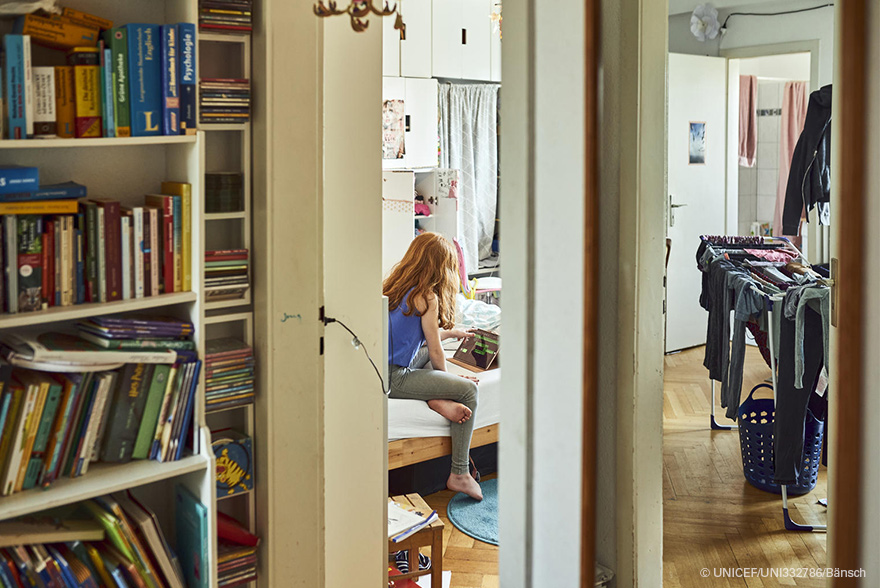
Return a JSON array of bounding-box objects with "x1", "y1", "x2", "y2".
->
[{"x1": 700, "y1": 235, "x2": 827, "y2": 533}]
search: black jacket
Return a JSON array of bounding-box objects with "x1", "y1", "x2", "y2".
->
[{"x1": 782, "y1": 85, "x2": 832, "y2": 236}]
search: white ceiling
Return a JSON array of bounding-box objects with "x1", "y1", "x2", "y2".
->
[{"x1": 668, "y1": 0, "x2": 822, "y2": 17}]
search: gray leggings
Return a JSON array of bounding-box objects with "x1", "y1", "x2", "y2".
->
[{"x1": 389, "y1": 347, "x2": 479, "y2": 475}]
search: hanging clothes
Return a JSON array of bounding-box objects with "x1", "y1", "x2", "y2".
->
[
  {"x1": 772, "y1": 81, "x2": 808, "y2": 237},
  {"x1": 782, "y1": 85, "x2": 832, "y2": 235},
  {"x1": 738, "y1": 75, "x2": 758, "y2": 167}
]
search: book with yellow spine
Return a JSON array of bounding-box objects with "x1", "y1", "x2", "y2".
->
[{"x1": 160, "y1": 182, "x2": 192, "y2": 291}]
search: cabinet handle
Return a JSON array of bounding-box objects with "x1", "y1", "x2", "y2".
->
[
  {"x1": 462, "y1": 28, "x2": 467, "y2": 44},
  {"x1": 405, "y1": 115, "x2": 411, "y2": 132}
]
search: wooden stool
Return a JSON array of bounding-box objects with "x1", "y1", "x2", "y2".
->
[{"x1": 388, "y1": 493, "x2": 444, "y2": 586}]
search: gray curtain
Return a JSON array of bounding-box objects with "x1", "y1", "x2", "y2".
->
[{"x1": 439, "y1": 83, "x2": 500, "y2": 274}]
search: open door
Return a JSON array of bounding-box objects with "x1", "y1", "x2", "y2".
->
[{"x1": 665, "y1": 53, "x2": 729, "y2": 353}]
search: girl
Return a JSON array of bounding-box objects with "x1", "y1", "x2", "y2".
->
[{"x1": 384, "y1": 232, "x2": 483, "y2": 501}]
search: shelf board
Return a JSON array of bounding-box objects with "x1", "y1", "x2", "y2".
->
[
  {"x1": 204, "y1": 311, "x2": 253, "y2": 325},
  {"x1": 205, "y1": 293, "x2": 251, "y2": 311},
  {"x1": 205, "y1": 211, "x2": 247, "y2": 221},
  {"x1": 0, "y1": 292, "x2": 198, "y2": 329},
  {"x1": 217, "y1": 488, "x2": 252, "y2": 501},
  {"x1": 200, "y1": 123, "x2": 250, "y2": 132},
  {"x1": 199, "y1": 32, "x2": 251, "y2": 44},
  {"x1": 0, "y1": 455, "x2": 209, "y2": 521},
  {"x1": 414, "y1": 215, "x2": 433, "y2": 220},
  {"x1": 0, "y1": 135, "x2": 197, "y2": 150},
  {"x1": 206, "y1": 402, "x2": 254, "y2": 416}
]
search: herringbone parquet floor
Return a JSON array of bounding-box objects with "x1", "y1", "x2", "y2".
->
[{"x1": 663, "y1": 346, "x2": 828, "y2": 587}]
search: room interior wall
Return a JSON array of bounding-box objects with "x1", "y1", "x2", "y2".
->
[
  {"x1": 321, "y1": 15, "x2": 386, "y2": 588},
  {"x1": 251, "y1": 1, "x2": 325, "y2": 584}
]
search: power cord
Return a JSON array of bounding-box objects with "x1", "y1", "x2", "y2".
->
[{"x1": 323, "y1": 315, "x2": 390, "y2": 395}]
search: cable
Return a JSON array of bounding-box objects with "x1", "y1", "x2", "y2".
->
[
  {"x1": 323, "y1": 315, "x2": 390, "y2": 395},
  {"x1": 721, "y1": 3, "x2": 834, "y2": 32}
]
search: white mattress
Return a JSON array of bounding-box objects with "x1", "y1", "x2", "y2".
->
[{"x1": 387, "y1": 359, "x2": 501, "y2": 441}]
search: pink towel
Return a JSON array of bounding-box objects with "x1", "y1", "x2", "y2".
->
[
  {"x1": 738, "y1": 75, "x2": 758, "y2": 167},
  {"x1": 773, "y1": 81, "x2": 809, "y2": 237}
]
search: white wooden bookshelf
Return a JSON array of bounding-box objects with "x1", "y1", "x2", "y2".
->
[{"x1": 0, "y1": 135, "x2": 198, "y2": 149}]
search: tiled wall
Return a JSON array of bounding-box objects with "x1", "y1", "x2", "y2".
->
[{"x1": 739, "y1": 81, "x2": 784, "y2": 235}]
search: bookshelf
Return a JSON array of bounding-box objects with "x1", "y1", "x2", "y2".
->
[{"x1": 0, "y1": 0, "x2": 229, "y2": 586}]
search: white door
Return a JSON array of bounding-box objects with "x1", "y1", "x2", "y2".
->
[
  {"x1": 460, "y1": 0, "x2": 491, "y2": 80},
  {"x1": 400, "y1": 0, "x2": 432, "y2": 78},
  {"x1": 382, "y1": 11, "x2": 400, "y2": 76},
  {"x1": 666, "y1": 53, "x2": 729, "y2": 352},
  {"x1": 404, "y1": 78, "x2": 439, "y2": 169},
  {"x1": 432, "y1": 0, "x2": 463, "y2": 78}
]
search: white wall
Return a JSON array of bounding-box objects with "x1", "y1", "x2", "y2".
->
[
  {"x1": 738, "y1": 52, "x2": 811, "y2": 80},
  {"x1": 669, "y1": 2, "x2": 835, "y2": 85},
  {"x1": 322, "y1": 15, "x2": 387, "y2": 588}
]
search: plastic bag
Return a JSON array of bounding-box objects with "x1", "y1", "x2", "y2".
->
[{"x1": 0, "y1": 0, "x2": 59, "y2": 16}]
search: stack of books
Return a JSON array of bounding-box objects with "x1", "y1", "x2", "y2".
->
[
  {"x1": 205, "y1": 338, "x2": 255, "y2": 412},
  {"x1": 76, "y1": 316, "x2": 196, "y2": 352},
  {"x1": 199, "y1": 0, "x2": 254, "y2": 33},
  {"x1": 0, "y1": 168, "x2": 193, "y2": 315},
  {"x1": 206, "y1": 172, "x2": 244, "y2": 213},
  {"x1": 199, "y1": 78, "x2": 251, "y2": 125},
  {"x1": 0, "y1": 492, "x2": 187, "y2": 588},
  {"x1": 217, "y1": 511, "x2": 259, "y2": 587},
  {"x1": 205, "y1": 249, "x2": 249, "y2": 302},
  {"x1": 4, "y1": 14, "x2": 197, "y2": 139}
]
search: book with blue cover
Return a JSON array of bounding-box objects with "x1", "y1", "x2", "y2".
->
[
  {"x1": 178, "y1": 23, "x2": 196, "y2": 132},
  {"x1": 0, "y1": 181, "x2": 86, "y2": 203},
  {"x1": 125, "y1": 24, "x2": 161, "y2": 136},
  {"x1": 101, "y1": 47, "x2": 116, "y2": 138},
  {"x1": 0, "y1": 166, "x2": 38, "y2": 196},
  {"x1": 175, "y1": 483, "x2": 209, "y2": 588},
  {"x1": 160, "y1": 25, "x2": 180, "y2": 135},
  {"x1": 4, "y1": 35, "x2": 29, "y2": 139}
]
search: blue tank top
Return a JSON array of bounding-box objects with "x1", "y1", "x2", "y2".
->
[{"x1": 389, "y1": 292, "x2": 426, "y2": 368}]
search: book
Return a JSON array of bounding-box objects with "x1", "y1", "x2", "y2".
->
[
  {"x1": 0, "y1": 181, "x2": 87, "y2": 203},
  {"x1": 116, "y1": 492, "x2": 186, "y2": 588},
  {"x1": 89, "y1": 372, "x2": 118, "y2": 464},
  {"x1": 16, "y1": 215, "x2": 42, "y2": 312},
  {"x1": 3, "y1": 35, "x2": 27, "y2": 139},
  {"x1": 133, "y1": 364, "x2": 171, "y2": 459},
  {"x1": 54, "y1": 65, "x2": 76, "y2": 138},
  {"x1": 57, "y1": 373, "x2": 93, "y2": 480},
  {"x1": 144, "y1": 195, "x2": 174, "y2": 292},
  {"x1": 0, "y1": 199, "x2": 80, "y2": 215},
  {"x1": 105, "y1": 27, "x2": 132, "y2": 137},
  {"x1": 0, "y1": 331, "x2": 177, "y2": 365},
  {"x1": 178, "y1": 23, "x2": 196, "y2": 132},
  {"x1": 20, "y1": 374, "x2": 62, "y2": 489},
  {"x1": 0, "y1": 378, "x2": 23, "y2": 489},
  {"x1": 40, "y1": 222, "x2": 50, "y2": 308},
  {"x1": 101, "y1": 363, "x2": 154, "y2": 462},
  {"x1": 14, "y1": 14, "x2": 99, "y2": 51},
  {"x1": 150, "y1": 364, "x2": 178, "y2": 459},
  {"x1": 132, "y1": 207, "x2": 145, "y2": 299},
  {"x1": 0, "y1": 165, "x2": 39, "y2": 195},
  {"x1": 161, "y1": 182, "x2": 192, "y2": 291},
  {"x1": 22, "y1": 34, "x2": 34, "y2": 138},
  {"x1": 101, "y1": 47, "x2": 116, "y2": 138},
  {"x1": 175, "y1": 484, "x2": 209, "y2": 588},
  {"x1": 70, "y1": 49, "x2": 103, "y2": 138},
  {"x1": 31, "y1": 67, "x2": 56, "y2": 136},
  {"x1": 121, "y1": 213, "x2": 131, "y2": 300},
  {"x1": 160, "y1": 25, "x2": 180, "y2": 135},
  {"x1": 77, "y1": 371, "x2": 115, "y2": 475},
  {"x1": 93, "y1": 199, "x2": 121, "y2": 301},
  {"x1": 126, "y1": 24, "x2": 162, "y2": 136},
  {"x1": 173, "y1": 361, "x2": 200, "y2": 460},
  {"x1": 10, "y1": 374, "x2": 44, "y2": 493},
  {"x1": 61, "y1": 7, "x2": 114, "y2": 32},
  {"x1": 77, "y1": 332, "x2": 196, "y2": 351},
  {"x1": 4, "y1": 217, "x2": 18, "y2": 313},
  {"x1": 40, "y1": 374, "x2": 79, "y2": 487}
]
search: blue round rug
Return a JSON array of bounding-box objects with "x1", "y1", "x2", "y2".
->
[{"x1": 446, "y1": 478, "x2": 498, "y2": 545}]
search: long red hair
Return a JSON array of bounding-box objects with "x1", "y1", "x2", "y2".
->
[{"x1": 383, "y1": 232, "x2": 459, "y2": 329}]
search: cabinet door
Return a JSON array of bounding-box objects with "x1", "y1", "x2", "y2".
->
[
  {"x1": 460, "y1": 0, "x2": 491, "y2": 80},
  {"x1": 382, "y1": 77, "x2": 407, "y2": 170},
  {"x1": 489, "y1": 0, "x2": 501, "y2": 82},
  {"x1": 432, "y1": 0, "x2": 463, "y2": 78},
  {"x1": 404, "y1": 78, "x2": 440, "y2": 169},
  {"x1": 382, "y1": 10, "x2": 401, "y2": 76},
  {"x1": 400, "y1": 0, "x2": 432, "y2": 78}
]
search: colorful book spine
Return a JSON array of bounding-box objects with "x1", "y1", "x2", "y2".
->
[
  {"x1": 160, "y1": 25, "x2": 180, "y2": 135},
  {"x1": 161, "y1": 182, "x2": 191, "y2": 291},
  {"x1": 132, "y1": 207, "x2": 144, "y2": 299},
  {"x1": 101, "y1": 364, "x2": 152, "y2": 463},
  {"x1": 101, "y1": 47, "x2": 115, "y2": 138},
  {"x1": 75, "y1": 223, "x2": 85, "y2": 304},
  {"x1": 23, "y1": 379, "x2": 62, "y2": 490},
  {"x1": 178, "y1": 23, "x2": 196, "y2": 132},
  {"x1": 95, "y1": 205, "x2": 106, "y2": 302},
  {"x1": 144, "y1": 195, "x2": 174, "y2": 292},
  {"x1": 16, "y1": 216, "x2": 42, "y2": 312},
  {"x1": 121, "y1": 214, "x2": 131, "y2": 300},
  {"x1": 133, "y1": 365, "x2": 171, "y2": 459},
  {"x1": 13, "y1": 14, "x2": 99, "y2": 51},
  {"x1": 105, "y1": 28, "x2": 131, "y2": 137},
  {"x1": 52, "y1": 215, "x2": 60, "y2": 306},
  {"x1": 0, "y1": 166, "x2": 39, "y2": 194},
  {"x1": 81, "y1": 201, "x2": 97, "y2": 302},
  {"x1": 94, "y1": 200, "x2": 121, "y2": 301},
  {"x1": 125, "y1": 24, "x2": 161, "y2": 136},
  {"x1": 60, "y1": 7, "x2": 114, "y2": 31},
  {"x1": 40, "y1": 224, "x2": 49, "y2": 308},
  {"x1": 72, "y1": 62, "x2": 102, "y2": 138},
  {"x1": 0, "y1": 200, "x2": 80, "y2": 215},
  {"x1": 54, "y1": 66, "x2": 76, "y2": 138},
  {"x1": 3, "y1": 36, "x2": 27, "y2": 139},
  {"x1": 0, "y1": 181, "x2": 87, "y2": 203},
  {"x1": 22, "y1": 34, "x2": 34, "y2": 138},
  {"x1": 31, "y1": 67, "x2": 56, "y2": 137},
  {"x1": 172, "y1": 196, "x2": 182, "y2": 291}
]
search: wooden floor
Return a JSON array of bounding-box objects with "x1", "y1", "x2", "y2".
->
[
  {"x1": 664, "y1": 346, "x2": 828, "y2": 587},
  {"x1": 422, "y1": 474, "x2": 499, "y2": 588}
]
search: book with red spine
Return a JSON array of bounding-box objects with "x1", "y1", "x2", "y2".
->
[
  {"x1": 92, "y1": 199, "x2": 122, "y2": 301},
  {"x1": 144, "y1": 196, "x2": 174, "y2": 293}
]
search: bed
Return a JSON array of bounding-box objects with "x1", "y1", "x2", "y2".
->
[{"x1": 387, "y1": 304, "x2": 502, "y2": 470}]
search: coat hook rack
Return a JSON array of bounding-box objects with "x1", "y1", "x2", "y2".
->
[{"x1": 313, "y1": 0, "x2": 406, "y2": 38}]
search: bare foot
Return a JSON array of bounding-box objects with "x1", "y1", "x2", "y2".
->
[
  {"x1": 447, "y1": 473, "x2": 483, "y2": 501},
  {"x1": 427, "y1": 399, "x2": 471, "y2": 424}
]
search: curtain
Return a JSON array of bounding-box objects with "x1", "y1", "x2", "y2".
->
[
  {"x1": 773, "y1": 81, "x2": 809, "y2": 237},
  {"x1": 738, "y1": 75, "x2": 758, "y2": 167},
  {"x1": 439, "y1": 83, "x2": 500, "y2": 274}
]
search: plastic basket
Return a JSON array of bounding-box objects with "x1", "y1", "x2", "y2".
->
[{"x1": 737, "y1": 384, "x2": 824, "y2": 495}]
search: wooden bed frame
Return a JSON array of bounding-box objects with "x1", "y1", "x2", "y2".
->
[{"x1": 387, "y1": 424, "x2": 499, "y2": 470}]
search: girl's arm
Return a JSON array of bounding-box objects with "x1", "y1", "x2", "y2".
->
[{"x1": 419, "y1": 296, "x2": 448, "y2": 372}]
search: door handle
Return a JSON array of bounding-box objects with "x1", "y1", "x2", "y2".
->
[
  {"x1": 669, "y1": 195, "x2": 687, "y2": 227},
  {"x1": 671, "y1": 203, "x2": 687, "y2": 208}
]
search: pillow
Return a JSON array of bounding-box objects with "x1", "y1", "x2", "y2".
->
[{"x1": 455, "y1": 294, "x2": 501, "y2": 331}]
